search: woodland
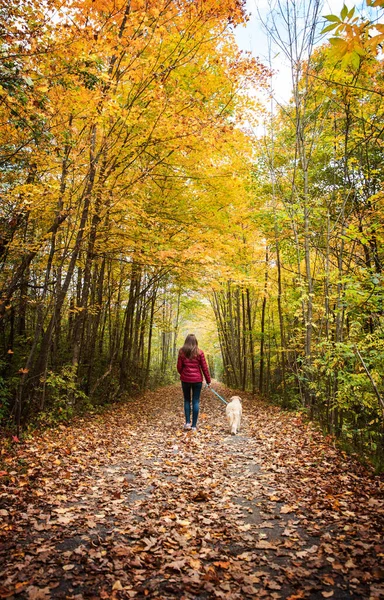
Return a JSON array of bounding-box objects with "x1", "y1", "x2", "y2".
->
[
  {"x1": 1, "y1": 0, "x2": 383, "y2": 465},
  {"x1": 1, "y1": 0, "x2": 384, "y2": 598}
]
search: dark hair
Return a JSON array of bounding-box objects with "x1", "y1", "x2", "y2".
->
[{"x1": 180, "y1": 334, "x2": 199, "y2": 359}]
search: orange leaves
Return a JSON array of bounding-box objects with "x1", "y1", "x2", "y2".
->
[
  {"x1": 213, "y1": 559, "x2": 230, "y2": 569},
  {"x1": 322, "y1": 1, "x2": 384, "y2": 64},
  {"x1": 0, "y1": 0, "x2": 268, "y2": 442},
  {"x1": 1, "y1": 383, "x2": 384, "y2": 597}
]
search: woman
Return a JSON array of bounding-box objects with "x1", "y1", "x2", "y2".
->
[{"x1": 177, "y1": 334, "x2": 211, "y2": 431}]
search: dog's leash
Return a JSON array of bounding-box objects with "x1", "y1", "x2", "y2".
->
[{"x1": 205, "y1": 385, "x2": 228, "y2": 406}]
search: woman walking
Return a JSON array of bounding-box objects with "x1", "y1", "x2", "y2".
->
[{"x1": 177, "y1": 334, "x2": 211, "y2": 431}]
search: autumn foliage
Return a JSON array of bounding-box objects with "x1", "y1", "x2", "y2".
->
[
  {"x1": 1, "y1": 0, "x2": 384, "y2": 469},
  {"x1": 212, "y1": 0, "x2": 384, "y2": 468},
  {"x1": 0, "y1": 0, "x2": 267, "y2": 427}
]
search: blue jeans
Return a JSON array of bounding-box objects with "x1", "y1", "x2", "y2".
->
[{"x1": 182, "y1": 381, "x2": 202, "y2": 427}]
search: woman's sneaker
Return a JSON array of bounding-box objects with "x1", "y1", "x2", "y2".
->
[
  {"x1": 184, "y1": 423, "x2": 192, "y2": 430},
  {"x1": 191, "y1": 427, "x2": 197, "y2": 432}
]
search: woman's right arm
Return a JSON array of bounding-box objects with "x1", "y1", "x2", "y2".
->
[{"x1": 199, "y1": 351, "x2": 211, "y2": 384}]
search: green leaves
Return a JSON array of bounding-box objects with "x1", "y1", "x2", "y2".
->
[
  {"x1": 323, "y1": 14, "x2": 341, "y2": 23},
  {"x1": 341, "y1": 4, "x2": 349, "y2": 20},
  {"x1": 323, "y1": 5, "x2": 355, "y2": 26},
  {"x1": 322, "y1": 4, "x2": 354, "y2": 24},
  {"x1": 322, "y1": 23, "x2": 339, "y2": 34},
  {"x1": 321, "y1": 0, "x2": 384, "y2": 65}
]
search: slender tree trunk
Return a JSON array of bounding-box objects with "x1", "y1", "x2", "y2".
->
[
  {"x1": 259, "y1": 246, "x2": 269, "y2": 394},
  {"x1": 31, "y1": 125, "x2": 98, "y2": 387},
  {"x1": 241, "y1": 289, "x2": 247, "y2": 391},
  {"x1": 246, "y1": 288, "x2": 256, "y2": 395}
]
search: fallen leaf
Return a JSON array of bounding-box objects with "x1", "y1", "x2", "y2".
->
[
  {"x1": 213, "y1": 561, "x2": 230, "y2": 569},
  {"x1": 242, "y1": 585, "x2": 259, "y2": 594},
  {"x1": 166, "y1": 559, "x2": 187, "y2": 571},
  {"x1": 26, "y1": 587, "x2": 50, "y2": 600},
  {"x1": 280, "y1": 505, "x2": 295, "y2": 514},
  {"x1": 112, "y1": 581, "x2": 123, "y2": 591}
]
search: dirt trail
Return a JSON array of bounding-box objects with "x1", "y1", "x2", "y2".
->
[{"x1": 0, "y1": 384, "x2": 383, "y2": 599}]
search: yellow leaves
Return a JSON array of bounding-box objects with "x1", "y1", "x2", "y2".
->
[
  {"x1": 329, "y1": 37, "x2": 349, "y2": 54},
  {"x1": 323, "y1": 1, "x2": 384, "y2": 62},
  {"x1": 156, "y1": 250, "x2": 175, "y2": 262},
  {"x1": 35, "y1": 84, "x2": 49, "y2": 93},
  {"x1": 112, "y1": 580, "x2": 124, "y2": 591},
  {"x1": 0, "y1": 0, "x2": 267, "y2": 332},
  {"x1": 68, "y1": 305, "x2": 85, "y2": 314}
]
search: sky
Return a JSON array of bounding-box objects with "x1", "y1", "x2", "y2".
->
[{"x1": 233, "y1": 0, "x2": 350, "y2": 106}]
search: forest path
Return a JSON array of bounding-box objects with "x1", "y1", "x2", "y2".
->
[{"x1": 1, "y1": 384, "x2": 383, "y2": 600}]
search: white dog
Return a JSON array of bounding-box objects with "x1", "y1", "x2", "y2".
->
[{"x1": 226, "y1": 396, "x2": 242, "y2": 435}]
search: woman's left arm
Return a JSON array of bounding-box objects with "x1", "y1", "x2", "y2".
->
[{"x1": 177, "y1": 353, "x2": 183, "y2": 374}]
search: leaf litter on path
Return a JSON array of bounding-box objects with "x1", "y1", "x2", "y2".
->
[{"x1": 0, "y1": 384, "x2": 383, "y2": 599}]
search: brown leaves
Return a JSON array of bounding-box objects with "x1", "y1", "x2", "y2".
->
[
  {"x1": 191, "y1": 489, "x2": 210, "y2": 502},
  {"x1": 280, "y1": 505, "x2": 296, "y2": 514},
  {"x1": 166, "y1": 558, "x2": 187, "y2": 571},
  {"x1": 26, "y1": 587, "x2": 50, "y2": 600},
  {"x1": 1, "y1": 383, "x2": 383, "y2": 599}
]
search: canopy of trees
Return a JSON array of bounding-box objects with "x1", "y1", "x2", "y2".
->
[
  {"x1": 212, "y1": 0, "x2": 384, "y2": 468},
  {"x1": 1, "y1": 0, "x2": 383, "y2": 468},
  {"x1": 0, "y1": 0, "x2": 267, "y2": 429}
]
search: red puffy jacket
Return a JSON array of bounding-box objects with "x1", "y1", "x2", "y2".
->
[{"x1": 177, "y1": 349, "x2": 211, "y2": 384}]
